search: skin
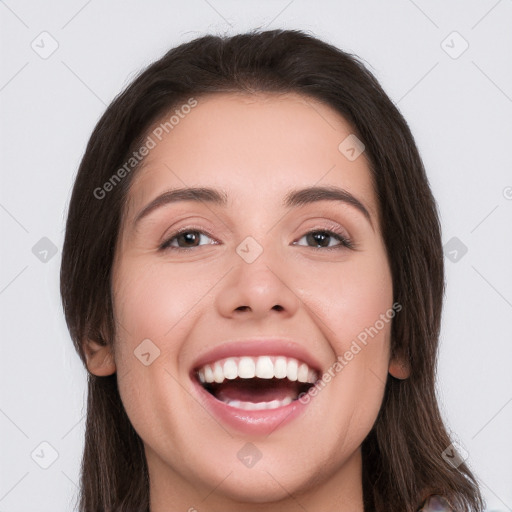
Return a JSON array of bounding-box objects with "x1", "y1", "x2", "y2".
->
[{"x1": 84, "y1": 92, "x2": 409, "y2": 511}]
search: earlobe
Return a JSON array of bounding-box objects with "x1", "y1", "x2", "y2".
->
[
  {"x1": 388, "y1": 357, "x2": 410, "y2": 380},
  {"x1": 83, "y1": 338, "x2": 116, "y2": 376}
]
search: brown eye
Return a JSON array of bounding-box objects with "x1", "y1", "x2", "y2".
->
[
  {"x1": 160, "y1": 229, "x2": 217, "y2": 250},
  {"x1": 176, "y1": 231, "x2": 201, "y2": 247},
  {"x1": 294, "y1": 230, "x2": 353, "y2": 250}
]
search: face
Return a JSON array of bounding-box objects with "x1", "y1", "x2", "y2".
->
[{"x1": 87, "y1": 92, "x2": 406, "y2": 510}]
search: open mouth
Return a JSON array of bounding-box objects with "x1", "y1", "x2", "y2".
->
[{"x1": 194, "y1": 355, "x2": 319, "y2": 411}]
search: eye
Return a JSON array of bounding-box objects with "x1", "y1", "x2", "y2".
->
[
  {"x1": 293, "y1": 229, "x2": 353, "y2": 250},
  {"x1": 159, "y1": 226, "x2": 353, "y2": 251},
  {"x1": 160, "y1": 228, "x2": 218, "y2": 250}
]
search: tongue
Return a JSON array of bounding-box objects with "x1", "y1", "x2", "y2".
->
[{"x1": 214, "y1": 378, "x2": 301, "y2": 403}]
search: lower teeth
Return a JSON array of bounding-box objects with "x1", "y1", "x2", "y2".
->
[{"x1": 221, "y1": 396, "x2": 294, "y2": 410}]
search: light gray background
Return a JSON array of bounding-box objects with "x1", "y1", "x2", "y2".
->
[{"x1": 1, "y1": 1, "x2": 511, "y2": 511}]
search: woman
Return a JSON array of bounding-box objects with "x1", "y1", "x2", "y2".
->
[{"x1": 60, "y1": 29, "x2": 484, "y2": 511}]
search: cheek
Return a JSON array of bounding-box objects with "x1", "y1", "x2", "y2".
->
[
  {"x1": 111, "y1": 259, "x2": 212, "y2": 447},
  {"x1": 310, "y1": 322, "x2": 391, "y2": 462},
  {"x1": 112, "y1": 258, "x2": 211, "y2": 351},
  {"x1": 295, "y1": 246, "x2": 393, "y2": 439},
  {"x1": 329, "y1": 251, "x2": 394, "y2": 393},
  {"x1": 296, "y1": 246, "x2": 393, "y2": 348}
]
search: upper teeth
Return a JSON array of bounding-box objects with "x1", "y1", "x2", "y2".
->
[{"x1": 197, "y1": 356, "x2": 318, "y2": 384}]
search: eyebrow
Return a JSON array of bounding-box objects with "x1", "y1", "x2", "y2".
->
[{"x1": 133, "y1": 185, "x2": 373, "y2": 228}]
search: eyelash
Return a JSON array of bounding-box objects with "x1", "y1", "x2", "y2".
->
[{"x1": 159, "y1": 223, "x2": 354, "y2": 251}]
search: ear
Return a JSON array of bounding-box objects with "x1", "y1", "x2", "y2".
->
[
  {"x1": 82, "y1": 338, "x2": 116, "y2": 376},
  {"x1": 388, "y1": 355, "x2": 410, "y2": 380}
]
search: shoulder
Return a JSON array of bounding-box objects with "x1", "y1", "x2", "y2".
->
[{"x1": 417, "y1": 495, "x2": 454, "y2": 511}]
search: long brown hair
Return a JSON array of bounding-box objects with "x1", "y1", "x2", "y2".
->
[{"x1": 60, "y1": 29, "x2": 484, "y2": 511}]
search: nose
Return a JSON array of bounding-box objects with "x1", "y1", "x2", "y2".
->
[{"x1": 214, "y1": 246, "x2": 300, "y2": 322}]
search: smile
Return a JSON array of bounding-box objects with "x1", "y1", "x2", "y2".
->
[
  {"x1": 196, "y1": 355, "x2": 319, "y2": 410},
  {"x1": 190, "y1": 339, "x2": 322, "y2": 434}
]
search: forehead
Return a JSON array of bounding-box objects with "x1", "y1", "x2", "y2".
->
[{"x1": 123, "y1": 92, "x2": 377, "y2": 223}]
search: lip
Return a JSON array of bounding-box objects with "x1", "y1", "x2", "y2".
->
[
  {"x1": 190, "y1": 338, "x2": 323, "y2": 373},
  {"x1": 191, "y1": 376, "x2": 313, "y2": 435},
  {"x1": 189, "y1": 338, "x2": 321, "y2": 435}
]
